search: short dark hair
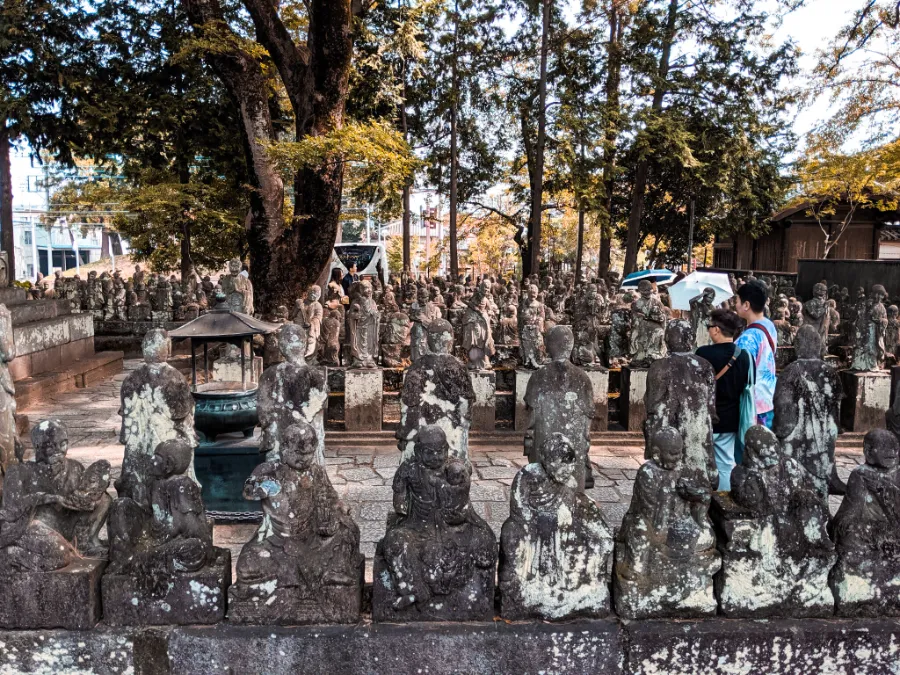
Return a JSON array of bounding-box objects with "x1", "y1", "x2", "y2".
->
[
  {"x1": 737, "y1": 280, "x2": 767, "y2": 313},
  {"x1": 709, "y1": 309, "x2": 743, "y2": 338}
]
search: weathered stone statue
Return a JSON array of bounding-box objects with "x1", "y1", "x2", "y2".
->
[
  {"x1": 0, "y1": 419, "x2": 111, "y2": 568},
  {"x1": 524, "y1": 326, "x2": 594, "y2": 490},
  {"x1": 84, "y1": 271, "x2": 104, "y2": 317},
  {"x1": 219, "y1": 258, "x2": 254, "y2": 315},
  {"x1": 885, "y1": 305, "x2": 900, "y2": 364},
  {"x1": 154, "y1": 275, "x2": 173, "y2": 320},
  {"x1": 572, "y1": 284, "x2": 603, "y2": 367},
  {"x1": 497, "y1": 302, "x2": 519, "y2": 347},
  {"x1": 0, "y1": 304, "x2": 20, "y2": 482},
  {"x1": 398, "y1": 319, "x2": 475, "y2": 462},
  {"x1": 346, "y1": 279, "x2": 380, "y2": 369},
  {"x1": 614, "y1": 427, "x2": 720, "y2": 619},
  {"x1": 712, "y1": 425, "x2": 836, "y2": 618},
  {"x1": 374, "y1": 425, "x2": 496, "y2": 622},
  {"x1": 462, "y1": 284, "x2": 495, "y2": 370},
  {"x1": 607, "y1": 294, "x2": 633, "y2": 367},
  {"x1": 851, "y1": 284, "x2": 888, "y2": 371},
  {"x1": 689, "y1": 287, "x2": 716, "y2": 348},
  {"x1": 773, "y1": 325, "x2": 844, "y2": 497},
  {"x1": 802, "y1": 283, "x2": 830, "y2": 356},
  {"x1": 644, "y1": 320, "x2": 717, "y2": 487},
  {"x1": 118, "y1": 329, "x2": 197, "y2": 509},
  {"x1": 500, "y1": 433, "x2": 613, "y2": 621},
  {"x1": 257, "y1": 323, "x2": 328, "y2": 463},
  {"x1": 629, "y1": 280, "x2": 667, "y2": 367},
  {"x1": 408, "y1": 301, "x2": 430, "y2": 364},
  {"x1": 112, "y1": 277, "x2": 128, "y2": 321},
  {"x1": 230, "y1": 422, "x2": 363, "y2": 624},
  {"x1": 830, "y1": 429, "x2": 900, "y2": 617},
  {"x1": 380, "y1": 294, "x2": 411, "y2": 368},
  {"x1": 320, "y1": 306, "x2": 342, "y2": 367},
  {"x1": 519, "y1": 284, "x2": 546, "y2": 369},
  {"x1": 294, "y1": 285, "x2": 323, "y2": 361},
  {"x1": 103, "y1": 439, "x2": 228, "y2": 625}
]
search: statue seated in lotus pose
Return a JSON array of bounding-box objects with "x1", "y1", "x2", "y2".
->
[
  {"x1": 374, "y1": 425, "x2": 496, "y2": 621},
  {"x1": 229, "y1": 421, "x2": 363, "y2": 624}
]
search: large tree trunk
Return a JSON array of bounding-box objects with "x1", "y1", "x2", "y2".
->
[
  {"x1": 598, "y1": 0, "x2": 624, "y2": 279},
  {"x1": 0, "y1": 120, "x2": 15, "y2": 283},
  {"x1": 186, "y1": 0, "x2": 356, "y2": 316},
  {"x1": 622, "y1": 0, "x2": 678, "y2": 275},
  {"x1": 400, "y1": 73, "x2": 411, "y2": 274},
  {"x1": 448, "y1": 0, "x2": 460, "y2": 280},
  {"x1": 528, "y1": 0, "x2": 552, "y2": 278}
]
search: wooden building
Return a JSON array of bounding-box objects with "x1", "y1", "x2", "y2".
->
[{"x1": 713, "y1": 202, "x2": 900, "y2": 274}]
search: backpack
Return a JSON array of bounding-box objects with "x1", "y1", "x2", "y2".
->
[{"x1": 714, "y1": 345, "x2": 755, "y2": 464}]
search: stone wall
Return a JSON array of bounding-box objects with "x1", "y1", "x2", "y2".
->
[{"x1": 3, "y1": 618, "x2": 898, "y2": 674}]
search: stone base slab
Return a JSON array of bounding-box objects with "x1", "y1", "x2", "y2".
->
[
  {"x1": 15, "y1": 350, "x2": 124, "y2": 410},
  {"x1": 470, "y1": 370, "x2": 496, "y2": 432},
  {"x1": 586, "y1": 367, "x2": 609, "y2": 431},
  {"x1": 101, "y1": 549, "x2": 231, "y2": 626},
  {"x1": 0, "y1": 558, "x2": 105, "y2": 630},
  {"x1": 514, "y1": 369, "x2": 532, "y2": 431},
  {"x1": 619, "y1": 367, "x2": 648, "y2": 432},
  {"x1": 345, "y1": 368, "x2": 383, "y2": 431},
  {"x1": 840, "y1": 370, "x2": 890, "y2": 432}
]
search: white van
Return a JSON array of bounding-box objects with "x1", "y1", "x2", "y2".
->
[{"x1": 331, "y1": 243, "x2": 389, "y2": 285}]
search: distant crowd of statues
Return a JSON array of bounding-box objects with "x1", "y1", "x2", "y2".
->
[{"x1": 1, "y1": 286, "x2": 900, "y2": 628}]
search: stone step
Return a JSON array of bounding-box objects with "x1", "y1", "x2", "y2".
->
[
  {"x1": 0, "y1": 287, "x2": 28, "y2": 307},
  {"x1": 9, "y1": 298, "x2": 72, "y2": 326},
  {"x1": 15, "y1": 350, "x2": 124, "y2": 411}
]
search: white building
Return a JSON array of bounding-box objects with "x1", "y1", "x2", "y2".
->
[{"x1": 9, "y1": 148, "x2": 127, "y2": 281}]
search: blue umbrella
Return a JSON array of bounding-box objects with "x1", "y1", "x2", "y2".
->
[{"x1": 620, "y1": 269, "x2": 677, "y2": 289}]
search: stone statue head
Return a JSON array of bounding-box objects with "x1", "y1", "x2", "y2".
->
[
  {"x1": 702, "y1": 287, "x2": 715, "y2": 303},
  {"x1": 151, "y1": 439, "x2": 193, "y2": 478},
  {"x1": 426, "y1": 319, "x2": 454, "y2": 355},
  {"x1": 813, "y1": 283, "x2": 827, "y2": 299},
  {"x1": 274, "y1": 305, "x2": 289, "y2": 322},
  {"x1": 228, "y1": 258, "x2": 242, "y2": 275},
  {"x1": 278, "y1": 323, "x2": 307, "y2": 364},
  {"x1": 665, "y1": 320, "x2": 694, "y2": 353},
  {"x1": 360, "y1": 279, "x2": 373, "y2": 299},
  {"x1": 142, "y1": 329, "x2": 170, "y2": 364},
  {"x1": 873, "y1": 284, "x2": 887, "y2": 302},
  {"x1": 282, "y1": 421, "x2": 318, "y2": 472},
  {"x1": 863, "y1": 428, "x2": 899, "y2": 471},
  {"x1": 637, "y1": 279, "x2": 653, "y2": 298},
  {"x1": 32, "y1": 419, "x2": 68, "y2": 466},
  {"x1": 541, "y1": 433, "x2": 577, "y2": 485},
  {"x1": 306, "y1": 285, "x2": 321, "y2": 303},
  {"x1": 742, "y1": 426, "x2": 780, "y2": 470},
  {"x1": 889, "y1": 305, "x2": 899, "y2": 321},
  {"x1": 651, "y1": 427, "x2": 683, "y2": 470},
  {"x1": 546, "y1": 325, "x2": 574, "y2": 361},
  {"x1": 414, "y1": 425, "x2": 449, "y2": 470},
  {"x1": 526, "y1": 284, "x2": 538, "y2": 301},
  {"x1": 794, "y1": 325, "x2": 823, "y2": 360}
]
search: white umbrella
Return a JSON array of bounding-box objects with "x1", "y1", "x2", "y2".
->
[{"x1": 667, "y1": 271, "x2": 734, "y2": 310}]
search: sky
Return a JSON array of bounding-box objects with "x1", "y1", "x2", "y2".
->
[{"x1": 769, "y1": 0, "x2": 860, "y2": 143}]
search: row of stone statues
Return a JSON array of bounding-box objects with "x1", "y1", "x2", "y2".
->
[
  {"x1": 4, "y1": 302, "x2": 899, "y2": 629},
  {"x1": 31, "y1": 258, "x2": 254, "y2": 324}
]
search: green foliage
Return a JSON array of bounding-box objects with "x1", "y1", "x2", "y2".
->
[{"x1": 267, "y1": 121, "x2": 422, "y2": 219}]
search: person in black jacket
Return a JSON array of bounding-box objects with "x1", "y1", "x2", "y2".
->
[{"x1": 696, "y1": 309, "x2": 753, "y2": 491}]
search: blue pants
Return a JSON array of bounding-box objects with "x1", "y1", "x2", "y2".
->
[{"x1": 713, "y1": 432, "x2": 737, "y2": 491}]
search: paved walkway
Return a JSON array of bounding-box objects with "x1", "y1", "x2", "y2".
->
[{"x1": 19, "y1": 359, "x2": 864, "y2": 580}]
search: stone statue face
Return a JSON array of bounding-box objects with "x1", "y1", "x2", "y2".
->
[
  {"x1": 33, "y1": 420, "x2": 68, "y2": 466},
  {"x1": 306, "y1": 286, "x2": 321, "y2": 303},
  {"x1": 864, "y1": 429, "x2": 899, "y2": 470},
  {"x1": 813, "y1": 283, "x2": 827, "y2": 299},
  {"x1": 703, "y1": 287, "x2": 715, "y2": 302},
  {"x1": 665, "y1": 320, "x2": 694, "y2": 353},
  {"x1": 542, "y1": 435, "x2": 576, "y2": 484},
  {"x1": 415, "y1": 427, "x2": 449, "y2": 470},
  {"x1": 228, "y1": 258, "x2": 241, "y2": 275},
  {"x1": 426, "y1": 324, "x2": 453, "y2": 354},
  {"x1": 743, "y1": 426, "x2": 780, "y2": 469},
  {"x1": 873, "y1": 285, "x2": 887, "y2": 302},
  {"x1": 282, "y1": 423, "x2": 317, "y2": 471},
  {"x1": 279, "y1": 324, "x2": 307, "y2": 363},
  {"x1": 638, "y1": 280, "x2": 652, "y2": 298},
  {"x1": 653, "y1": 431, "x2": 683, "y2": 471},
  {"x1": 361, "y1": 281, "x2": 373, "y2": 299},
  {"x1": 889, "y1": 305, "x2": 899, "y2": 320},
  {"x1": 527, "y1": 285, "x2": 538, "y2": 301},
  {"x1": 150, "y1": 440, "x2": 192, "y2": 478}
]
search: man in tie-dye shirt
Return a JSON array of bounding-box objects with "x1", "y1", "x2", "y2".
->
[{"x1": 735, "y1": 280, "x2": 777, "y2": 429}]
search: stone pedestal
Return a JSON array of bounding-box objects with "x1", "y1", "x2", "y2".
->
[
  {"x1": 891, "y1": 365, "x2": 900, "y2": 409},
  {"x1": 619, "y1": 366, "x2": 648, "y2": 431},
  {"x1": 228, "y1": 559, "x2": 364, "y2": 625},
  {"x1": 0, "y1": 559, "x2": 104, "y2": 629},
  {"x1": 585, "y1": 367, "x2": 609, "y2": 432},
  {"x1": 514, "y1": 369, "x2": 533, "y2": 431},
  {"x1": 840, "y1": 370, "x2": 890, "y2": 432},
  {"x1": 345, "y1": 368, "x2": 383, "y2": 431},
  {"x1": 101, "y1": 550, "x2": 231, "y2": 626},
  {"x1": 470, "y1": 370, "x2": 496, "y2": 432}
]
